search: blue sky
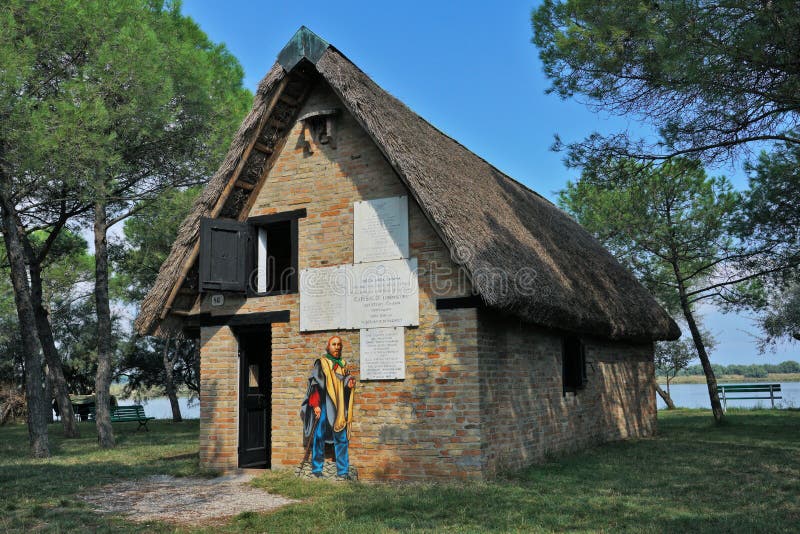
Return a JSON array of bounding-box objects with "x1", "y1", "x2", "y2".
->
[{"x1": 180, "y1": 0, "x2": 796, "y2": 365}]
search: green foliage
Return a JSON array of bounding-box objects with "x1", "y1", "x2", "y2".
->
[
  {"x1": 558, "y1": 158, "x2": 745, "y2": 314},
  {"x1": 114, "y1": 187, "x2": 201, "y2": 302},
  {"x1": 775, "y1": 360, "x2": 800, "y2": 373},
  {"x1": 119, "y1": 336, "x2": 199, "y2": 400},
  {"x1": 655, "y1": 333, "x2": 706, "y2": 381},
  {"x1": 533, "y1": 1, "x2": 800, "y2": 347},
  {"x1": 757, "y1": 282, "x2": 800, "y2": 346},
  {"x1": 739, "y1": 142, "x2": 800, "y2": 345},
  {"x1": 0, "y1": 276, "x2": 23, "y2": 384},
  {"x1": 675, "y1": 360, "x2": 800, "y2": 377},
  {"x1": 532, "y1": 0, "x2": 800, "y2": 164},
  {"x1": 0, "y1": 231, "x2": 102, "y2": 390},
  {"x1": 114, "y1": 187, "x2": 201, "y2": 401},
  {"x1": 743, "y1": 143, "x2": 800, "y2": 253},
  {"x1": 1, "y1": 0, "x2": 251, "y2": 199},
  {"x1": 0, "y1": 0, "x2": 251, "y2": 397}
]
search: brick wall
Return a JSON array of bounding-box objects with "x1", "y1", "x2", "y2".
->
[
  {"x1": 196, "y1": 81, "x2": 657, "y2": 479},
  {"x1": 198, "y1": 81, "x2": 480, "y2": 479},
  {"x1": 478, "y1": 314, "x2": 656, "y2": 475},
  {"x1": 198, "y1": 325, "x2": 239, "y2": 470}
]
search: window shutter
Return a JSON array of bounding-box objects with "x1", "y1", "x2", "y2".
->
[{"x1": 199, "y1": 218, "x2": 249, "y2": 292}]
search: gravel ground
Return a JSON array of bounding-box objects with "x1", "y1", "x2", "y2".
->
[{"x1": 79, "y1": 473, "x2": 298, "y2": 526}]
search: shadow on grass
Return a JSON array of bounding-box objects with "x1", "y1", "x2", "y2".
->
[
  {"x1": 242, "y1": 409, "x2": 800, "y2": 533},
  {"x1": 0, "y1": 420, "x2": 203, "y2": 533},
  {"x1": 3, "y1": 411, "x2": 799, "y2": 533}
]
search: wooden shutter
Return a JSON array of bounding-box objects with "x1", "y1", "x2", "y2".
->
[{"x1": 199, "y1": 218, "x2": 249, "y2": 292}]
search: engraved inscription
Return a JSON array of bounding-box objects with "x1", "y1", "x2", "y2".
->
[{"x1": 360, "y1": 327, "x2": 405, "y2": 380}]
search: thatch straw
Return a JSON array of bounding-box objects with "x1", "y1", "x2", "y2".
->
[
  {"x1": 136, "y1": 46, "x2": 679, "y2": 342},
  {"x1": 134, "y1": 64, "x2": 285, "y2": 337}
]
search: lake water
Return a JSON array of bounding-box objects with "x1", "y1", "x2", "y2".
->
[
  {"x1": 117, "y1": 397, "x2": 200, "y2": 419},
  {"x1": 112, "y1": 383, "x2": 800, "y2": 419},
  {"x1": 657, "y1": 381, "x2": 800, "y2": 410}
]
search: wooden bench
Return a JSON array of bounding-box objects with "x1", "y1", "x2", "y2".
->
[
  {"x1": 89, "y1": 405, "x2": 155, "y2": 431},
  {"x1": 718, "y1": 383, "x2": 782, "y2": 411}
]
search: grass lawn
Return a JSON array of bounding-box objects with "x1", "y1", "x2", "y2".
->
[{"x1": 1, "y1": 410, "x2": 799, "y2": 532}]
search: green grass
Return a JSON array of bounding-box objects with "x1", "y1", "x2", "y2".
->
[
  {"x1": 0, "y1": 419, "x2": 204, "y2": 533},
  {"x1": 2, "y1": 410, "x2": 799, "y2": 532}
]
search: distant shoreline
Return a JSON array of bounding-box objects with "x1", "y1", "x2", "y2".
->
[
  {"x1": 660, "y1": 373, "x2": 800, "y2": 385},
  {"x1": 109, "y1": 383, "x2": 195, "y2": 399}
]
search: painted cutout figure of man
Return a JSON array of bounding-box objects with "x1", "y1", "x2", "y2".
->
[{"x1": 301, "y1": 336, "x2": 356, "y2": 479}]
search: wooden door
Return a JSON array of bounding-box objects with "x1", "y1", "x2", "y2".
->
[{"x1": 237, "y1": 328, "x2": 271, "y2": 468}]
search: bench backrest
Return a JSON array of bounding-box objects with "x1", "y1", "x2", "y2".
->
[
  {"x1": 718, "y1": 384, "x2": 781, "y2": 393},
  {"x1": 112, "y1": 405, "x2": 147, "y2": 417}
]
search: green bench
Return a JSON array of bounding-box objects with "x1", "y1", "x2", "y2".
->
[
  {"x1": 89, "y1": 405, "x2": 155, "y2": 431},
  {"x1": 718, "y1": 383, "x2": 782, "y2": 411}
]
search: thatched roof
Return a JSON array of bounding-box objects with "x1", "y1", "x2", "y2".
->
[{"x1": 135, "y1": 27, "x2": 680, "y2": 342}]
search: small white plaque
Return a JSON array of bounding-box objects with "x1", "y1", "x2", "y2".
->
[
  {"x1": 299, "y1": 265, "x2": 348, "y2": 332},
  {"x1": 347, "y1": 258, "x2": 419, "y2": 329},
  {"x1": 210, "y1": 294, "x2": 224, "y2": 307},
  {"x1": 360, "y1": 327, "x2": 405, "y2": 380},
  {"x1": 354, "y1": 196, "x2": 409, "y2": 263}
]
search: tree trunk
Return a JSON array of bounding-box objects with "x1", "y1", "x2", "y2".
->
[
  {"x1": 29, "y1": 259, "x2": 80, "y2": 437},
  {"x1": 162, "y1": 337, "x2": 183, "y2": 422},
  {"x1": 93, "y1": 197, "x2": 115, "y2": 448},
  {"x1": 655, "y1": 382, "x2": 676, "y2": 410},
  {"x1": 677, "y1": 284, "x2": 725, "y2": 422},
  {"x1": 44, "y1": 368, "x2": 54, "y2": 423},
  {"x1": 0, "y1": 189, "x2": 50, "y2": 458}
]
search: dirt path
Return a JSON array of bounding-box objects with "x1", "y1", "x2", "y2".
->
[{"x1": 79, "y1": 473, "x2": 298, "y2": 526}]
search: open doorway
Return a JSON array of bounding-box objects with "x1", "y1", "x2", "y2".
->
[{"x1": 236, "y1": 326, "x2": 271, "y2": 468}]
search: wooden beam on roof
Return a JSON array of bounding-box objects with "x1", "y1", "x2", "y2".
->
[
  {"x1": 279, "y1": 93, "x2": 299, "y2": 106},
  {"x1": 253, "y1": 142, "x2": 273, "y2": 155},
  {"x1": 183, "y1": 310, "x2": 291, "y2": 328},
  {"x1": 159, "y1": 76, "x2": 290, "y2": 321},
  {"x1": 268, "y1": 117, "x2": 288, "y2": 129},
  {"x1": 238, "y1": 80, "x2": 315, "y2": 221},
  {"x1": 234, "y1": 180, "x2": 256, "y2": 191}
]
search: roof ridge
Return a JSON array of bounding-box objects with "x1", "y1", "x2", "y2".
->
[
  {"x1": 135, "y1": 31, "x2": 679, "y2": 342},
  {"x1": 324, "y1": 48, "x2": 554, "y2": 208}
]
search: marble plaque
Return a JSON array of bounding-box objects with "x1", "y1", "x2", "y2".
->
[
  {"x1": 299, "y1": 265, "x2": 349, "y2": 332},
  {"x1": 360, "y1": 327, "x2": 405, "y2": 380},
  {"x1": 354, "y1": 196, "x2": 409, "y2": 263},
  {"x1": 347, "y1": 258, "x2": 419, "y2": 329}
]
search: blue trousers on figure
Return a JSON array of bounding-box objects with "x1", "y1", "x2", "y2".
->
[{"x1": 312, "y1": 402, "x2": 349, "y2": 476}]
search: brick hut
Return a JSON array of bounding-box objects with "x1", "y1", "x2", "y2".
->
[{"x1": 135, "y1": 27, "x2": 680, "y2": 480}]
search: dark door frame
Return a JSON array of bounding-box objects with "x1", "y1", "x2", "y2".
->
[
  {"x1": 235, "y1": 325, "x2": 271, "y2": 468},
  {"x1": 226, "y1": 310, "x2": 290, "y2": 469}
]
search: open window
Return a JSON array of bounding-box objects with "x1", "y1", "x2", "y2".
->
[
  {"x1": 252, "y1": 218, "x2": 297, "y2": 294},
  {"x1": 198, "y1": 209, "x2": 305, "y2": 295},
  {"x1": 562, "y1": 335, "x2": 587, "y2": 394}
]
